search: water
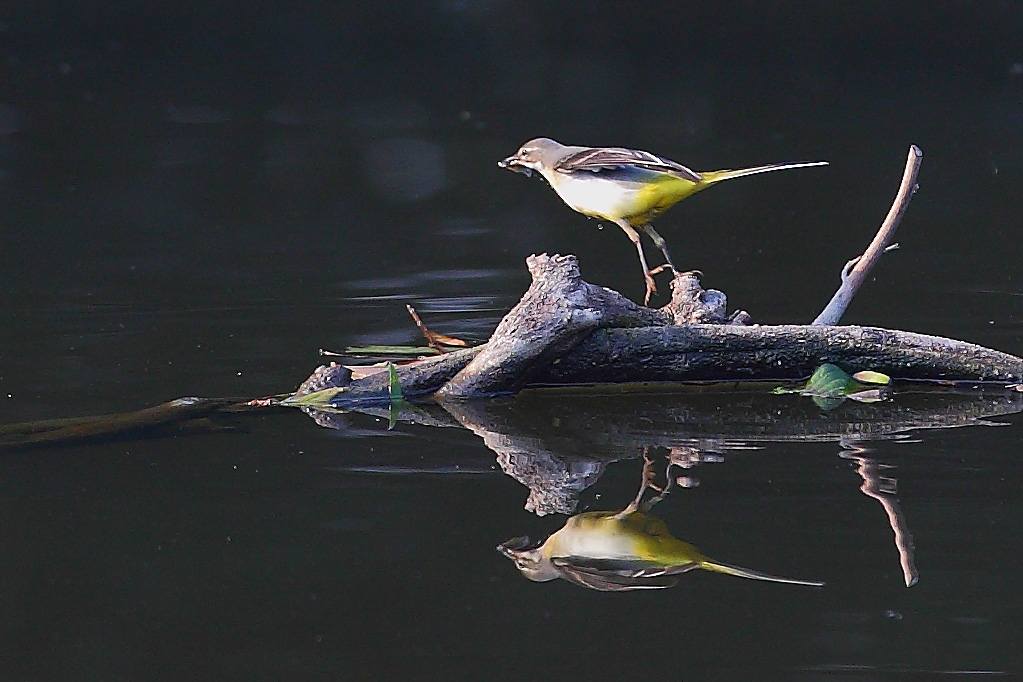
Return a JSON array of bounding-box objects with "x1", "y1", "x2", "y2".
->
[{"x1": 2, "y1": 3, "x2": 1022, "y2": 679}]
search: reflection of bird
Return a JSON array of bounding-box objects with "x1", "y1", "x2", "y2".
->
[
  {"x1": 499, "y1": 138, "x2": 827, "y2": 304},
  {"x1": 498, "y1": 509, "x2": 823, "y2": 591},
  {"x1": 498, "y1": 456, "x2": 823, "y2": 591}
]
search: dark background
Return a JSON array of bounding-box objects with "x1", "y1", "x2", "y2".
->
[{"x1": 1, "y1": 2, "x2": 1021, "y2": 680}]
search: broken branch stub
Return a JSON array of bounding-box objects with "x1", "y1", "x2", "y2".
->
[{"x1": 436, "y1": 254, "x2": 670, "y2": 398}]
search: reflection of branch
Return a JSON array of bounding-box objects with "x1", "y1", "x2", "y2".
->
[
  {"x1": 850, "y1": 456, "x2": 919, "y2": 587},
  {"x1": 813, "y1": 145, "x2": 923, "y2": 326}
]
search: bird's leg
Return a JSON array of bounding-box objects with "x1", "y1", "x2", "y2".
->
[
  {"x1": 646, "y1": 221, "x2": 703, "y2": 280},
  {"x1": 639, "y1": 223, "x2": 676, "y2": 272},
  {"x1": 613, "y1": 219, "x2": 657, "y2": 305},
  {"x1": 640, "y1": 461, "x2": 680, "y2": 513},
  {"x1": 616, "y1": 449, "x2": 657, "y2": 518},
  {"x1": 641, "y1": 223, "x2": 701, "y2": 279}
]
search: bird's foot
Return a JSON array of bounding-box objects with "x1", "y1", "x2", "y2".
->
[
  {"x1": 672, "y1": 269, "x2": 703, "y2": 279},
  {"x1": 642, "y1": 272, "x2": 658, "y2": 306},
  {"x1": 652, "y1": 265, "x2": 704, "y2": 279}
]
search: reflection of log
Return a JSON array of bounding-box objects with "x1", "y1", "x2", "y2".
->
[
  {"x1": 433, "y1": 389, "x2": 1023, "y2": 451},
  {"x1": 328, "y1": 254, "x2": 1023, "y2": 405},
  {"x1": 420, "y1": 388, "x2": 1023, "y2": 514},
  {"x1": 439, "y1": 398, "x2": 633, "y2": 515}
]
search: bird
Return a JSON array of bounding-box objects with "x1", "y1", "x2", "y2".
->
[
  {"x1": 499, "y1": 137, "x2": 828, "y2": 304},
  {"x1": 497, "y1": 456, "x2": 823, "y2": 591}
]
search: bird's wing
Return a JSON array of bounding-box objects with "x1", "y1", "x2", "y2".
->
[
  {"x1": 555, "y1": 564, "x2": 678, "y2": 591},
  {"x1": 554, "y1": 147, "x2": 702, "y2": 181},
  {"x1": 551, "y1": 556, "x2": 698, "y2": 592}
]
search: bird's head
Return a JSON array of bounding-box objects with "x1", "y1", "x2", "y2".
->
[
  {"x1": 497, "y1": 535, "x2": 560, "y2": 582},
  {"x1": 498, "y1": 138, "x2": 564, "y2": 178}
]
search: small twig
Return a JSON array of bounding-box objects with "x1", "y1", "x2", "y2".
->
[
  {"x1": 406, "y1": 304, "x2": 468, "y2": 351},
  {"x1": 813, "y1": 145, "x2": 923, "y2": 326}
]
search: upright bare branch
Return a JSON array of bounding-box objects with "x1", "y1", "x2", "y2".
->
[{"x1": 813, "y1": 145, "x2": 923, "y2": 326}]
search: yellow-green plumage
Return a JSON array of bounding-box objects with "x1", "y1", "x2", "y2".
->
[
  {"x1": 499, "y1": 137, "x2": 828, "y2": 304},
  {"x1": 630, "y1": 174, "x2": 706, "y2": 225},
  {"x1": 628, "y1": 163, "x2": 827, "y2": 225},
  {"x1": 500, "y1": 507, "x2": 824, "y2": 590},
  {"x1": 553, "y1": 511, "x2": 703, "y2": 567}
]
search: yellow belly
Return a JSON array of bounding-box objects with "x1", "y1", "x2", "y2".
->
[
  {"x1": 627, "y1": 176, "x2": 705, "y2": 224},
  {"x1": 549, "y1": 511, "x2": 701, "y2": 567}
]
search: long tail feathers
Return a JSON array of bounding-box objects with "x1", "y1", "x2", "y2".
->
[
  {"x1": 703, "y1": 160, "x2": 828, "y2": 184},
  {"x1": 700, "y1": 559, "x2": 824, "y2": 587}
]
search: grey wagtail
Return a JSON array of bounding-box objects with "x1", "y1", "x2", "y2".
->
[
  {"x1": 498, "y1": 456, "x2": 823, "y2": 591},
  {"x1": 499, "y1": 138, "x2": 828, "y2": 304}
]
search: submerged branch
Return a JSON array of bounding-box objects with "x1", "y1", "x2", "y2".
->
[{"x1": 0, "y1": 396, "x2": 283, "y2": 451}]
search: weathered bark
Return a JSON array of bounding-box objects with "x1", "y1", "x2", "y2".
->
[
  {"x1": 328, "y1": 345, "x2": 483, "y2": 405},
  {"x1": 531, "y1": 324, "x2": 1023, "y2": 385},
  {"x1": 436, "y1": 253, "x2": 671, "y2": 398}
]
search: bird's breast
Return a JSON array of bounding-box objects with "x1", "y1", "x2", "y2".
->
[
  {"x1": 548, "y1": 173, "x2": 647, "y2": 221},
  {"x1": 548, "y1": 516, "x2": 645, "y2": 560},
  {"x1": 550, "y1": 171, "x2": 701, "y2": 224}
]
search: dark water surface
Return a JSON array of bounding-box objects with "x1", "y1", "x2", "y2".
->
[{"x1": 2, "y1": 3, "x2": 1022, "y2": 680}]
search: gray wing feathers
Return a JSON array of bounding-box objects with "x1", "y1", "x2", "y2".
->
[
  {"x1": 550, "y1": 556, "x2": 700, "y2": 591},
  {"x1": 555, "y1": 147, "x2": 702, "y2": 182}
]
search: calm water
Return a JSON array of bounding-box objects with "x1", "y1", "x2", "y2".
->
[{"x1": 2, "y1": 3, "x2": 1022, "y2": 680}]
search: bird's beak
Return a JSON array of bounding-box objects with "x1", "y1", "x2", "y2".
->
[
  {"x1": 497, "y1": 536, "x2": 533, "y2": 559},
  {"x1": 498, "y1": 156, "x2": 532, "y2": 177}
]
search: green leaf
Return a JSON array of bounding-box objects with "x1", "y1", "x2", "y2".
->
[
  {"x1": 775, "y1": 363, "x2": 890, "y2": 409},
  {"x1": 281, "y1": 387, "x2": 346, "y2": 407},
  {"x1": 851, "y1": 370, "x2": 891, "y2": 385},
  {"x1": 344, "y1": 345, "x2": 440, "y2": 357},
  {"x1": 388, "y1": 362, "x2": 404, "y2": 402},
  {"x1": 802, "y1": 363, "x2": 857, "y2": 398},
  {"x1": 387, "y1": 362, "x2": 404, "y2": 430},
  {"x1": 811, "y1": 395, "x2": 846, "y2": 411}
]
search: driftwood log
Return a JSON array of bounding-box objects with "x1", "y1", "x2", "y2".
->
[{"x1": 323, "y1": 253, "x2": 1023, "y2": 406}]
